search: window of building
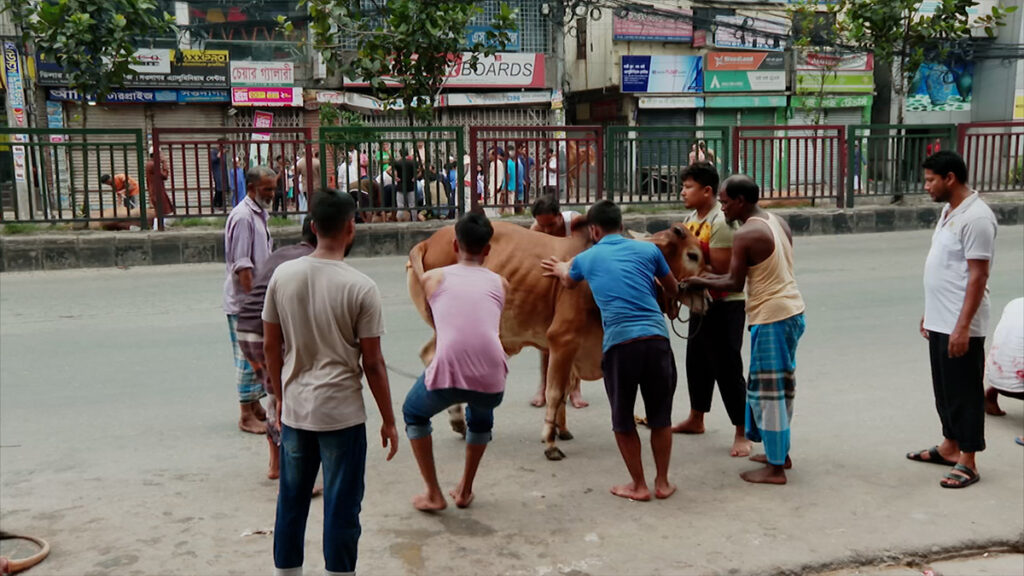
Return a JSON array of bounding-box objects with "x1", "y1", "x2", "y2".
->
[{"x1": 576, "y1": 17, "x2": 587, "y2": 60}]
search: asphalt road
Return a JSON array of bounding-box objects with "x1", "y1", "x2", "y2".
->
[{"x1": 1, "y1": 226, "x2": 1022, "y2": 576}]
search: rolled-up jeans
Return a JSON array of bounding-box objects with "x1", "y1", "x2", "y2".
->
[
  {"x1": 403, "y1": 374, "x2": 504, "y2": 445},
  {"x1": 274, "y1": 423, "x2": 367, "y2": 575}
]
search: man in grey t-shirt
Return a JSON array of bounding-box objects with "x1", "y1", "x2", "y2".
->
[
  {"x1": 906, "y1": 151, "x2": 997, "y2": 490},
  {"x1": 264, "y1": 190, "x2": 398, "y2": 575}
]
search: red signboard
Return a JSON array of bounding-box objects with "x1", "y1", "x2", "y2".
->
[{"x1": 706, "y1": 52, "x2": 784, "y2": 71}]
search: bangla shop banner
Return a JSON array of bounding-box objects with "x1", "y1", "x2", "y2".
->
[
  {"x1": 344, "y1": 53, "x2": 545, "y2": 89},
  {"x1": 795, "y1": 51, "x2": 875, "y2": 94},
  {"x1": 704, "y1": 52, "x2": 785, "y2": 92},
  {"x1": 231, "y1": 86, "x2": 302, "y2": 107},
  {"x1": 621, "y1": 55, "x2": 703, "y2": 94},
  {"x1": 230, "y1": 61, "x2": 295, "y2": 86},
  {"x1": 612, "y1": 8, "x2": 693, "y2": 42},
  {"x1": 36, "y1": 49, "x2": 229, "y2": 88}
]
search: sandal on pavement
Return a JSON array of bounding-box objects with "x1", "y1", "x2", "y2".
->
[
  {"x1": 906, "y1": 446, "x2": 957, "y2": 466},
  {"x1": 940, "y1": 464, "x2": 980, "y2": 489}
]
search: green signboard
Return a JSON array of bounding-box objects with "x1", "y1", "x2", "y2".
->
[
  {"x1": 795, "y1": 72, "x2": 874, "y2": 94},
  {"x1": 705, "y1": 70, "x2": 785, "y2": 92},
  {"x1": 790, "y1": 95, "x2": 874, "y2": 108},
  {"x1": 705, "y1": 95, "x2": 787, "y2": 108}
]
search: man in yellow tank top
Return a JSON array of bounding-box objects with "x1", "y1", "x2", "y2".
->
[{"x1": 683, "y1": 175, "x2": 806, "y2": 485}]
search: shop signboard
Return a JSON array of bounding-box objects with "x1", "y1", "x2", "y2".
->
[
  {"x1": 790, "y1": 94, "x2": 873, "y2": 108},
  {"x1": 48, "y1": 88, "x2": 230, "y2": 104},
  {"x1": 795, "y1": 51, "x2": 875, "y2": 94},
  {"x1": 704, "y1": 52, "x2": 785, "y2": 92},
  {"x1": 705, "y1": 95, "x2": 787, "y2": 108},
  {"x1": 230, "y1": 61, "x2": 295, "y2": 86},
  {"x1": 621, "y1": 55, "x2": 703, "y2": 94},
  {"x1": 36, "y1": 49, "x2": 229, "y2": 88},
  {"x1": 344, "y1": 53, "x2": 545, "y2": 89},
  {"x1": 612, "y1": 9, "x2": 693, "y2": 42},
  {"x1": 465, "y1": 26, "x2": 520, "y2": 51},
  {"x1": 231, "y1": 86, "x2": 302, "y2": 107},
  {"x1": 713, "y1": 15, "x2": 788, "y2": 51}
]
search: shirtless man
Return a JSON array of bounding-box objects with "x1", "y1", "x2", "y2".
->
[
  {"x1": 683, "y1": 175, "x2": 806, "y2": 485},
  {"x1": 529, "y1": 194, "x2": 588, "y2": 409}
]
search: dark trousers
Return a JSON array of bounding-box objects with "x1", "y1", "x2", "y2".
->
[
  {"x1": 685, "y1": 299, "x2": 747, "y2": 426},
  {"x1": 274, "y1": 423, "x2": 367, "y2": 573},
  {"x1": 928, "y1": 331, "x2": 986, "y2": 452},
  {"x1": 602, "y1": 337, "x2": 677, "y2": 432}
]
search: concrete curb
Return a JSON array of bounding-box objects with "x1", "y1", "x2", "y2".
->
[{"x1": 2, "y1": 203, "x2": 1022, "y2": 272}]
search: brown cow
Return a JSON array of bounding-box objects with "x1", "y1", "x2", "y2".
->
[{"x1": 408, "y1": 221, "x2": 705, "y2": 460}]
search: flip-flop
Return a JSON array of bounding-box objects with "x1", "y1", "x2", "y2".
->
[
  {"x1": 1016, "y1": 437, "x2": 1024, "y2": 447},
  {"x1": 940, "y1": 463, "x2": 980, "y2": 489},
  {"x1": 906, "y1": 446, "x2": 957, "y2": 466}
]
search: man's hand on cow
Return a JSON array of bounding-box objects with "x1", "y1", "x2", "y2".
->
[
  {"x1": 381, "y1": 422, "x2": 399, "y2": 461},
  {"x1": 681, "y1": 277, "x2": 708, "y2": 290},
  {"x1": 948, "y1": 327, "x2": 969, "y2": 358},
  {"x1": 541, "y1": 256, "x2": 568, "y2": 279}
]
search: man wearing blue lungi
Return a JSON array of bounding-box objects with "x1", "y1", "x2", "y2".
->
[{"x1": 683, "y1": 175, "x2": 805, "y2": 485}]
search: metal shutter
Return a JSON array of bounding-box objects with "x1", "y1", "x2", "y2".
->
[
  {"x1": 152, "y1": 104, "x2": 228, "y2": 213},
  {"x1": 65, "y1": 103, "x2": 148, "y2": 214}
]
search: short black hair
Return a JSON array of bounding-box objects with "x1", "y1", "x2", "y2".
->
[
  {"x1": 100, "y1": 174, "x2": 112, "y2": 184},
  {"x1": 586, "y1": 200, "x2": 622, "y2": 232},
  {"x1": 721, "y1": 175, "x2": 760, "y2": 204},
  {"x1": 923, "y1": 150, "x2": 968, "y2": 184},
  {"x1": 311, "y1": 189, "x2": 356, "y2": 237},
  {"x1": 454, "y1": 212, "x2": 494, "y2": 255},
  {"x1": 680, "y1": 162, "x2": 719, "y2": 193},
  {"x1": 531, "y1": 194, "x2": 561, "y2": 217},
  {"x1": 301, "y1": 215, "x2": 317, "y2": 246}
]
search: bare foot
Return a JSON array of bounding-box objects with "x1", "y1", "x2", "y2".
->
[
  {"x1": 239, "y1": 415, "x2": 267, "y2": 435},
  {"x1": 740, "y1": 465, "x2": 788, "y2": 485},
  {"x1": 530, "y1": 390, "x2": 546, "y2": 408},
  {"x1": 449, "y1": 487, "x2": 475, "y2": 509},
  {"x1": 654, "y1": 480, "x2": 677, "y2": 500},
  {"x1": 570, "y1": 390, "x2": 589, "y2": 409},
  {"x1": 749, "y1": 454, "x2": 793, "y2": 469},
  {"x1": 984, "y1": 387, "x2": 1006, "y2": 416},
  {"x1": 731, "y1": 436, "x2": 753, "y2": 457},
  {"x1": 412, "y1": 492, "x2": 447, "y2": 512},
  {"x1": 252, "y1": 402, "x2": 268, "y2": 421},
  {"x1": 671, "y1": 417, "x2": 705, "y2": 435},
  {"x1": 610, "y1": 482, "x2": 651, "y2": 501}
]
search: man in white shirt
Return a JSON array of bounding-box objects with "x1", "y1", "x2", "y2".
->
[{"x1": 907, "y1": 151, "x2": 997, "y2": 489}]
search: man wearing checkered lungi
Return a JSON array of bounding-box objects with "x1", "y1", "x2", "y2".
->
[
  {"x1": 236, "y1": 217, "x2": 316, "y2": 478},
  {"x1": 683, "y1": 175, "x2": 806, "y2": 485}
]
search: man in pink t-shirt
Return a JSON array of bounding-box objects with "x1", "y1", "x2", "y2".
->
[{"x1": 403, "y1": 213, "x2": 509, "y2": 511}]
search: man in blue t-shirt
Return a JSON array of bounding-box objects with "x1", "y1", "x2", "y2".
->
[{"x1": 542, "y1": 200, "x2": 680, "y2": 502}]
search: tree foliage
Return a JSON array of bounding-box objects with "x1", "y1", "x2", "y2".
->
[
  {"x1": 6, "y1": 0, "x2": 177, "y2": 100},
  {"x1": 292, "y1": 0, "x2": 517, "y2": 122}
]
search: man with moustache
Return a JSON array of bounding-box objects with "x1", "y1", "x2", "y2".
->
[{"x1": 223, "y1": 166, "x2": 277, "y2": 434}]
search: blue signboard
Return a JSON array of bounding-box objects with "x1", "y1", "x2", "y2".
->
[
  {"x1": 465, "y1": 26, "x2": 520, "y2": 51},
  {"x1": 48, "y1": 88, "x2": 230, "y2": 104},
  {"x1": 621, "y1": 55, "x2": 703, "y2": 93}
]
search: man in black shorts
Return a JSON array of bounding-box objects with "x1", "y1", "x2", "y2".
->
[{"x1": 542, "y1": 200, "x2": 680, "y2": 501}]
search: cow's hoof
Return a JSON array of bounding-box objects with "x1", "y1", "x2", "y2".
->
[
  {"x1": 450, "y1": 421, "x2": 467, "y2": 438},
  {"x1": 557, "y1": 429, "x2": 574, "y2": 441},
  {"x1": 544, "y1": 447, "x2": 566, "y2": 461}
]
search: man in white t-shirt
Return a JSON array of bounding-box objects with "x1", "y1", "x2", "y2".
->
[
  {"x1": 907, "y1": 151, "x2": 997, "y2": 489},
  {"x1": 983, "y1": 298, "x2": 1024, "y2": 434},
  {"x1": 264, "y1": 190, "x2": 398, "y2": 575},
  {"x1": 542, "y1": 147, "x2": 559, "y2": 198}
]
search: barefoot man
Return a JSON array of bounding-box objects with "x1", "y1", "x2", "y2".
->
[
  {"x1": 542, "y1": 200, "x2": 680, "y2": 501},
  {"x1": 403, "y1": 213, "x2": 509, "y2": 511},
  {"x1": 671, "y1": 162, "x2": 752, "y2": 458},
  {"x1": 529, "y1": 194, "x2": 589, "y2": 409},
  {"x1": 683, "y1": 175, "x2": 806, "y2": 485}
]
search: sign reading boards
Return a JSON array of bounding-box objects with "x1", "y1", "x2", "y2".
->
[
  {"x1": 344, "y1": 53, "x2": 546, "y2": 89},
  {"x1": 621, "y1": 55, "x2": 703, "y2": 94},
  {"x1": 704, "y1": 52, "x2": 785, "y2": 92}
]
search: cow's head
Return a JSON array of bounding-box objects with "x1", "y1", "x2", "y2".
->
[{"x1": 639, "y1": 223, "x2": 711, "y2": 319}]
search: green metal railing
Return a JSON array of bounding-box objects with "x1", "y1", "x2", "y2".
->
[
  {"x1": 846, "y1": 124, "x2": 957, "y2": 207},
  {"x1": 606, "y1": 125, "x2": 730, "y2": 205},
  {"x1": 318, "y1": 126, "x2": 465, "y2": 221},
  {"x1": 0, "y1": 128, "x2": 148, "y2": 228}
]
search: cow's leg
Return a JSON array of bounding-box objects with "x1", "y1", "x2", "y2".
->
[
  {"x1": 448, "y1": 404, "x2": 466, "y2": 438},
  {"x1": 542, "y1": 340, "x2": 577, "y2": 460},
  {"x1": 531, "y1": 350, "x2": 549, "y2": 407}
]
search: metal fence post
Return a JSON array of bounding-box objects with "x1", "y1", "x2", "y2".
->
[
  {"x1": 846, "y1": 127, "x2": 856, "y2": 208},
  {"x1": 605, "y1": 128, "x2": 614, "y2": 203},
  {"x1": 135, "y1": 130, "x2": 149, "y2": 230}
]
